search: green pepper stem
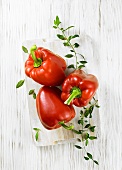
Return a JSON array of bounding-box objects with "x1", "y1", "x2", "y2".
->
[
  {"x1": 64, "y1": 87, "x2": 81, "y2": 105},
  {"x1": 30, "y1": 45, "x2": 42, "y2": 68}
]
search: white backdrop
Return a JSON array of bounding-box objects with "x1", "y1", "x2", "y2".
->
[{"x1": 0, "y1": 0, "x2": 122, "y2": 170}]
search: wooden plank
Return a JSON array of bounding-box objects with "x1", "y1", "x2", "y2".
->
[{"x1": 1, "y1": 0, "x2": 122, "y2": 169}]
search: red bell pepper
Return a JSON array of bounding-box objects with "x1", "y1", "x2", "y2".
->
[
  {"x1": 61, "y1": 69, "x2": 98, "y2": 107},
  {"x1": 36, "y1": 86, "x2": 75, "y2": 130},
  {"x1": 25, "y1": 45, "x2": 66, "y2": 86}
]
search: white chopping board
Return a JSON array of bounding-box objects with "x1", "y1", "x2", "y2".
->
[{"x1": 22, "y1": 35, "x2": 101, "y2": 146}]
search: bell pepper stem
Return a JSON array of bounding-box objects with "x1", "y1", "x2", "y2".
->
[
  {"x1": 30, "y1": 45, "x2": 42, "y2": 68},
  {"x1": 64, "y1": 87, "x2": 81, "y2": 105}
]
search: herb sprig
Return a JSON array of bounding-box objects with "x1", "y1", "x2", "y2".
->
[
  {"x1": 33, "y1": 128, "x2": 41, "y2": 141},
  {"x1": 53, "y1": 16, "x2": 86, "y2": 69},
  {"x1": 59, "y1": 98, "x2": 99, "y2": 165},
  {"x1": 54, "y1": 16, "x2": 100, "y2": 165}
]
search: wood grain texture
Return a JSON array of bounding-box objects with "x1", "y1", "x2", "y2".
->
[{"x1": 0, "y1": 0, "x2": 122, "y2": 170}]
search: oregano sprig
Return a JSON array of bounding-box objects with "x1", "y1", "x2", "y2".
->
[
  {"x1": 59, "y1": 98, "x2": 99, "y2": 165},
  {"x1": 33, "y1": 128, "x2": 41, "y2": 141},
  {"x1": 53, "y1": 16, "x2": 86, "y2": 69},
  {"x1": 29, "y1": 89, "x2": 36, "y2": 99}
]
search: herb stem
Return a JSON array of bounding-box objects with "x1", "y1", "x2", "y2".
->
[{"x1": 58, "y1": 27, "x2": 78, "y2": 69}]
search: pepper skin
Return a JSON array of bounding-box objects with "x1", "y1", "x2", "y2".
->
[
  {"x1": 36, "y1": 86, "x2": 75, "y2": 130},
  {"x1": 25, "y1": 45, "x2": 66, "y2": 86},
  {"x1": 61, "y1": 69, "x2": 98, "y2": 107}
]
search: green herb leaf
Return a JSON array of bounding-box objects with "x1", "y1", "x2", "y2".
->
[
  {"x1": 78, "y1": 65, "x2": 85, "y2": 69},
  {"x1": 29, "y1": 89, "x2": 35, "y2": 95},
  {"x1": 94, "y1": 160, "x2": 99, "y2": 165},
  {"x1": 84, "y1": 124, "x2": 90, "y2": 128},
  {"x1": 35, "y1": 132, "x2": 39, "y2": 141},
  {"x1": 85, "y1": 139, "x2": 88, "y2": 146},
  {"x1": 79, "y1": 61, "x2": 87, "y2": 64},
  {"x1": 65, "y1": 54, "x2": 74, "y2": 58},
  {"x1": 33, "y1": 128, "x2": 41, "y2": 131},
  {"x1": 53, "y1": 26, "x2": 57, "y2": 29},
  {"x1": 63, "y1": 42, "x2": 70, "y2": 46},
  {"x1": 72, "y1": 129, "x2": 82, "y2": 134},
  {"x1": 74, "y1": 43, "x2": 80, "y2": 48},
  {"x1": 84, "y1": 157, "x2": 89, "y2": 160},
  {"x1": 78, "y1": 118, "x2": 84, "y2": 125},
  {"x1": 89, "y1": 126, "x2": 96, "y2": 132},
  {"x1": 84, "y1": 133, "x2": 89, "y2": 140},
  {"x1": 64, "y1": 26, "x2": 74, "y2": 31},
  {"x1": 95, "y1": 105, "x2": 100, "y2": 108},
  {"x1": 75, "y1": 145, "x2": 82, "y2": 149},
  {"x1": 80, "y1": 110, "x2": 83, "y2": 115},
  {"x1": 72, "y1": 34, "x2": 79, "y2": 38},
  {"x1": 22, "y1": 46, "x2": 28, "y2": 53},
  {"x1": 87, "y1": 153, "x2": 93, "y2": 159},
  {"x1": 67, "y1": 64, "x2": 75, "y2": 69},
  {"x1": 77, "y1": 138, "x2": 82, "y2": 142},
  {"x1": 89, "y1": 136, "x2": 97, "y2": 140},
  {"x1": 16, "y1": 80, "x2": 25, "y2": 88},
  {"x1": 89, "y1": 105, "x2": 94, "y2": 114},
  {"x1": 57, "y1": 34, "x2": 66, "y2": 40},
  {"x1": 84, "y1": 109, "x2": 89, "y2": 117},
  {"x1": 54, "y1": 16, "x2": 61, "y2": 26},
  {"x1": 33, "y1": 92, "x2": 36, "y2": 99},
  {"x1": 70, "y1": 50, "x2": 75, "y2": 52}
]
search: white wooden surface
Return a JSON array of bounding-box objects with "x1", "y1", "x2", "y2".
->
[{"x1": 0, "y1": 0, "x2": 122, "y2": 169}]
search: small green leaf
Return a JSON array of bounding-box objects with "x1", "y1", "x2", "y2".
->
[
  {"x1": 22, "y1": 46, "x2": 28, "y2": 53},
  {"x1": 16, "y1": 80, "x2": 25, "y2": 88},
  {"x1": 85, "y1": 120, "x2": 88, "y2": 123},
  {"x1": 68, "y1": 36, "x2": 73, "y2": 41},
  {"x1": 57, "y1": 34, "x2": 66, "y2": 40},
  {"x1": 80, "y1": 110, "x2": 83, "y2": 115},
  {"x1": 33, "y1": 128, "x2": 41, "y2": 131},
  {"x1": 89, "y1": 105, "x2": 94, "y2": 114},
  {"x1": 53, "y1": 26, "x2": 57, "y2": 29},
  {"x1": 85, "y1": 139, "x2": 88, "y2": 146},
  {"x1": 84, "y1": 124, "x2": 90, "y2": 128},
  {"x1": 78, "y1": 65, "x2": 85, "y2": 69},
  {"x1": 63, "y1": 42, "x2": 70, "y2": 46},
  {"x1": 77, "y1": 138, "x2": 81, "y2": 142},
  {"x1": 89, "y1": 126, "x2": 96, "y2": 132},
  {"x1": 78, "y1": 118, "x2": 84, "y2": 125},
  {"x1": 64, "y1": 26, "x2": 74, "y2": 31},
  {"x1": 72, "y1": 34, "x2": 79, "y2": 38},
  {"x1": 29, "y1": 89, "x2": 35, "y2": 95},
  {"x1": 75, "y1": 145, "x2": 82, "y2": 149},
  {"x1": 35, "y1": 132, "x2": 39, "y2": 141},
  {"x1": 84, "y1": 133, "x2": 89, "y2": 140},
  {"x1": 95, "y1": 105, "x2": 100, "y2": 108},
  {"x1": 67, "y1": 64, "x2": 75, "y2": 69},
  {"x1": 74, "y1": 43, "x2": 80, "y2": 48},
  {"x1": 79, "y1": 61, "x2": 87, "y2": 64},
  {"x1": 94, "y1": 160, "x2": 99, "y2": 165},
  {"x1": 56, "y1": 16, "x2": 61, "y2": 25},
  {"x1": 72, "y1": 129, "x2": 82, "y2": 134},
  {"x1": 65, "y1": 54, "x2": 74, "y2": 58},
  {"x1": 33, "y1": 92, "x2": 36, "y2": 99},
  {"x1": 87, "y1": 152, "x2": 93, "y2": 159},
  {"x1": 70, "y1": 50, "x2": 74, "y2": 52},
  {"x1": 89, "y1": 136, "x2": 97, "y2": 140},
  {"x1": 84, "y1": 109, "x2": 89, "y2": 117},
  {"x1": 54, "y1": 16, "x2": 61, "y2": 26},
  {"x1": 84, "y1": 157, "x2": 89, "y2": 160}
]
